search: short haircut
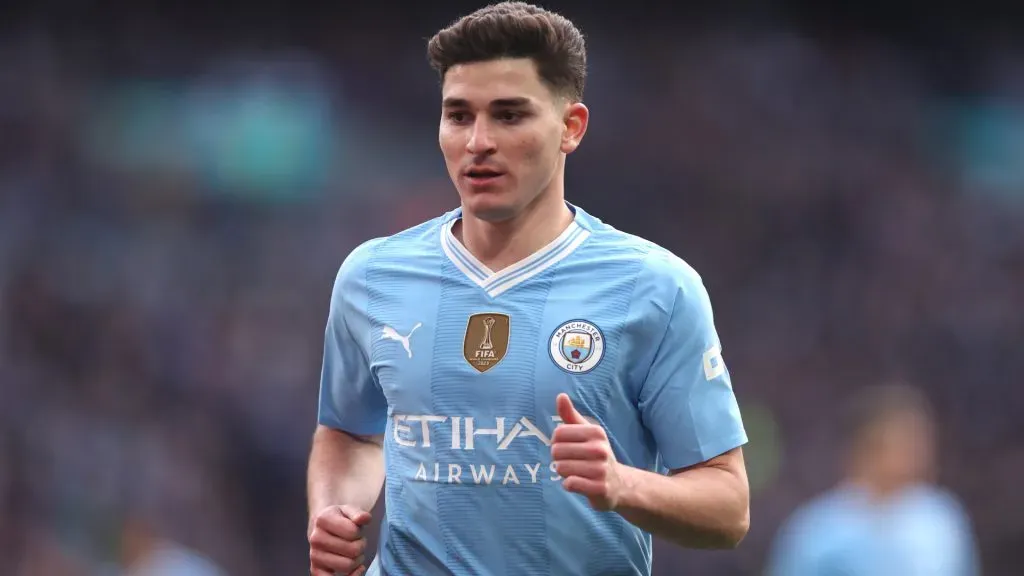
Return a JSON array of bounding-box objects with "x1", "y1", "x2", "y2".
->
[
  {"x1": 842, "y1": 383, "x2": 934, "y2": 444},
  {"x1": 426, "y1": 2, "x2": 587, "y2": 101}
]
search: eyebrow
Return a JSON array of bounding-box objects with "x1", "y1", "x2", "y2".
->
[{"x1": 442, "y1": 97, "x2": 532, "y2": 109}]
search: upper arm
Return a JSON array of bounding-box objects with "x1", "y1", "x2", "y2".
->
[
  {"x1": 669, "y1": 447, "x2": 749, "y2": 521},
  {"x1": 314, "y1": 424, "x2": 385, "y2": 447},
  {"x1": 317, "y1": 240, "x2": 389, "y2": 436},
  {"x1": 668, "y1": 445, "x2": 746, "y2": 480},
  {"x1": 636, "y1": 251, "x2": 747, "y2": 470}
]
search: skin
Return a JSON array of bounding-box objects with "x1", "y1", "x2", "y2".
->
[
  {"x1": 308, "y1": 428, "x2": 382, "y2": 576},
  {"x1": 554, "y1": 394, "x2": 750, "y2": 549},
  {"x1": 847, "y1": 410, "x2": 936, "y2": 497},
  {"x1": 438, "y1": 58, "x2": 587, "y2": 272}
]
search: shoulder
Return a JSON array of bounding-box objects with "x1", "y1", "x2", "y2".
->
[
  {"x1": 331, "y1": 236, "x2": 385, "y2": 301},
  {"x1": 144, "y1": 545, "x2": 226, "y2": 576},
  {"x1": 334, "y1": 209, "x2": 457, "y2": 290},
  {"x1": 906, "y1": 485, "x2": 973, "y2": 527},
  {"x1": 768, "y1": 489, "x2": 854, "y2": 569},
  {"x1": 336, "y1": 237, "x2": 385, "y2": 279},
  {"x1": 577, "y1": 206, "x2": 711, "y2": 329},
  {"x1": 777, "y1": 487, "x2": 859, "y2": 540},
  {"x1": 591, "y1": 225, "x2": 708, "y2": 316},
  {"x1": 578, "y1": 205, "x2": 704, "y2": 296}
]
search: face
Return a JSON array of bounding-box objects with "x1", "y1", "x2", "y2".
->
[
  {"x1": 438, "y1": 58, "x2": 588, "y2": 222},
  {"x1": 861, "y1": 410, "x2": 936, "y2": 487}
]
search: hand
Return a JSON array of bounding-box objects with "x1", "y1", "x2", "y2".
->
[
  {"x1": 551, "y1": 393, "x2": 624, "y2": 511},
  {"x1": 308, "y1": 504, "x2": 372, "y2": 576}
]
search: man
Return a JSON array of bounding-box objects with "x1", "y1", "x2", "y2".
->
[
  {"x1": 767, "y1": 384, "x2": 980, "y2": 576},
  {"x1": 116, "y1": 494, "x2": 227, "y2": 576},
  {"x1": 307, "y1": 3, "x2": 749, "y2": 575}
]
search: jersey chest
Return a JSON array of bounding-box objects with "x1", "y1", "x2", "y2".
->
[{"x1": 366, "y1": 277, "x2": 635, "y2": 417}]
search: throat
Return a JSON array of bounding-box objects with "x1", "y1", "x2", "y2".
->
[{"x1": 454, "y1": 203, "x2": 574, "y2": 272}]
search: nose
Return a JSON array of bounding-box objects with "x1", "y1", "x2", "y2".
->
[{"x1": 466, "y1": 118, "x2": 497, "y2": 155}]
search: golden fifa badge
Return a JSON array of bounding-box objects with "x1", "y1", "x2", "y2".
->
[{"x1": 464, "y1": 313, "x2": 510, "y2": 373}]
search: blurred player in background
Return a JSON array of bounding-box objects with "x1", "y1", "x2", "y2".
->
[
  {"x1": 767, "y1": 383, "x2": 980, "y2": 576},
  {"x1": 306, "y1": 2, "x2": 749, "y2": 575},
  {"x1": 112, "y1": 499, "x2": 226, "y2": 576}
]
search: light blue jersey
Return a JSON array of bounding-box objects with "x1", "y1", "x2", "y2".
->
[
  {"x1": 318, "y1": 203, "x2": 747, "y2": 576},
  {"x1": 767, "y1": 484, "x2": 980, "y2": 576}
]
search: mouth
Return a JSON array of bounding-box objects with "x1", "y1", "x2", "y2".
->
[{"x1": 463, "y1": 168, "x2": 505, "y2": 185}]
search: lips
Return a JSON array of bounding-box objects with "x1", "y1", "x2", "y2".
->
[
  {"x1": 465, "y1": 168, "x2": 504, "y2": 178},
  {"x1": 463, "y1": 167, "x2": 506, "y2": 186}
]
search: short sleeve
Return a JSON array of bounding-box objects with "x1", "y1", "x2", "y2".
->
[
  {"x1": 317, "y1": 239, "x2": 388, "y2": 435},
  {"x1": 636, "y1": 251, "x2": 747, "y2": 470}
]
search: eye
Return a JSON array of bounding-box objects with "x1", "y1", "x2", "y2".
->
[
  {"x1": 495, "y1": 110, "x2": 524, "y2": 123},
  {"x1": 446, "y1": 111, "x2": 471, "y2": 124}
]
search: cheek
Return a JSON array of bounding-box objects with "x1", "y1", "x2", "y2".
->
[
  {"x1": 438, "y1": 128, "x2": 462, "y2": 156},
  {"x1": 440, "y1": 144, "x2": 464, "y2": 172},
  {"x1": 515, "y1": 135, "x2": 556, "y2": 167},
  {"x1": 519, "y1": 142, "x2": 541, "y2": 165}
]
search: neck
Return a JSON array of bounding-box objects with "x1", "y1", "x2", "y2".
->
[
  {"x1": 123, "y1": 535, "x2": 158, "y2": 568},
  {"x1": 846, "y1": 468, "x2": 922, "y2": 502},
  {"x1": 457, "y1": 185, "x2": 573, "y2": 272}
]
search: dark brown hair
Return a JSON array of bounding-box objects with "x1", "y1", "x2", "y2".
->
[{"x1": 426, "y1": 2, "x2": 587, "y2": 101}]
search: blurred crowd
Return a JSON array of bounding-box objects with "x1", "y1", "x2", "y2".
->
[{"x1": 1, "y1": 4, "x2": 1022, "y2": 575}]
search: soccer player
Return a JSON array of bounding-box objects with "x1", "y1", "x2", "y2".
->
[
  {"x1": 307, "y1": 3, "x2": 749, "y2": 575},
  {"x1": 766, "y1": 384, "x2": 980, "y2": 576}
]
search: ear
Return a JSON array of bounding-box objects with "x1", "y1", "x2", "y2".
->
[{"x1": 560, "y1": 102, "x2": 589, "y2": 154}]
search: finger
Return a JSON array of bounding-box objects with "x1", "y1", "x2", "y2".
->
[
  {"x1": 310, "y1": 549, "x2": 364, "y2": 574},
  {"x1": 551, "y1": 440, "x2": 611, "y2": 462},
  {"x1": 556, "y1": 393, "x2": 587, "y2": 425},
  {"x1": 351, "y1": 567, "x2": 367, "y2": 576},
  {"x1": 340, "y1": 505, "x2": 373, "y2": 527},
  {"x1": 314, "y1": 513, "x2": 362, "y2": 541},
  {"x1": 552, "y1": 424, "x2": 606, "y2": 444},
  {"x1": 554, "y1": 460, "x2": 606, "y2": 480},
  {"x1": 310, "y1": 528, "x2": 366, "y2": 557},
  {"x1": 562, "y1": 475, "x2": 605, "y2": 498},
  {"x1": 312, "y1": 567, "x2": 358, "y2": 576}
]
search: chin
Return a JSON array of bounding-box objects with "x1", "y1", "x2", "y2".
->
[
  {"x1": 461, "y1": 191, "x2": 521, "y2": 222},
  {"x1": 466, "y1": 203, "x2": 519, "y2": 223}
]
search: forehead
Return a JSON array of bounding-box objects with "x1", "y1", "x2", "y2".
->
[{"x1": 441, "y1": 58, "x2": 554, "y2": 106}]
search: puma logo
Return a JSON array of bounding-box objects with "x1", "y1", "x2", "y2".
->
[{"x1": 381, "y1": 323, "x2": 422, "y2": 358}]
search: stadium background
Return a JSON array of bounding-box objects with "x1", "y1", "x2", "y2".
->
[{"x1": 1, "y1": 0, "x2": 1023, "y2": 573}]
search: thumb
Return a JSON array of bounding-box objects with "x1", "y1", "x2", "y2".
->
[
  {"x1": 556, "y1": 393, "x2": 586, "y2": 424},
  {"x1": 340, "y1": 505, "x2": 372, "y2": 527}
]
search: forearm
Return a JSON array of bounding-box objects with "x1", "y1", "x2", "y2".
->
[
  {"x1": 615, "y1": 462, "x2": 749, "y2": 549},
  {"x1": 307, "y1": 425, "x2": 385, "y2": 526}
]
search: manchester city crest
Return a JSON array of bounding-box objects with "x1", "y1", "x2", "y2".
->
[{"x1": 549, "y1": 320, "x2": 605, "y2": 374}]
